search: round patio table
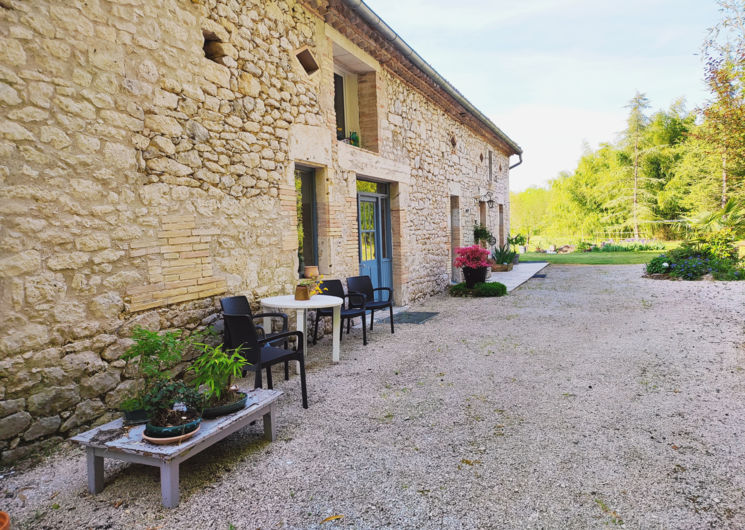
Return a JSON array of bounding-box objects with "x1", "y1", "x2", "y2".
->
[{"x1": 259, "y1": 294, "x2": 343, "y2": 363}]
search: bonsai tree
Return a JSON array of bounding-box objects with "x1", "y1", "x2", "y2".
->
[
  {"x1": 189, "y1": 342, "x2": 249, "y2": 409},
  {"x1": 120, "y1": 327, "x2": 192, "y2": 413},
  {"x1": 143, "y1": 380, "x2": 203, "y2": 436}
]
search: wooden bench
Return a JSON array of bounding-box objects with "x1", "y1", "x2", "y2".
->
[{"x1": 71, "y1": 387, "x2": 282, "y2": 508}]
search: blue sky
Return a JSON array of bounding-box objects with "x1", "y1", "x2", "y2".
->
[{"x1": 363, "y1": 0, "x2": 722, "y2": 191}]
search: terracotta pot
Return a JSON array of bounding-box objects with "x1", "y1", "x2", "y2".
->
[
  {"x1": 491, "y1": 263, "x2": 513, "y2": 272},
  {"x1": 295, "y1": 284, "x2": 311, "y2": 300},
  {"x1": 0, "y1": 511, "x2": 9, "y2": 530},
  {"x1": 303, "y1": 265, "x2": 319, "y2": 278}
]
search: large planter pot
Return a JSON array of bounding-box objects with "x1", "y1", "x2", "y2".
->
[
  {"x1": 491, "y1": 263, "x2": 513, "y2": 272},
  {"x1": 303, "y1": 265, "x2": 319, "y2": 278},
  {"x1": 122, "y1": 408, "x2": 148, "y2": 425},
  {"x1": 462, "y1": 266, "x2": 488, "y2": 288},
  {"x1": 512, "y1": 254, "x2": 520, "y2": 265},
  {"x1": 144, "y1": 417, "x2": 201, "y2": 439},
  {"x1": 202, "y1": 392, "x2": 249, "y2": 418}
]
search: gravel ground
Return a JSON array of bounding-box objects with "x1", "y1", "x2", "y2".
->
[{"x1": 3, "y1": 265, "x2": 745, "y2": 529}]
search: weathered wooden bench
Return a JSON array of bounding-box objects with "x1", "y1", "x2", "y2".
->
[{"x1": 71, "y1": 387, "x2": 282, "y2": 508}]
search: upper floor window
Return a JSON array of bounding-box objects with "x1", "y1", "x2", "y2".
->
[{"x1": 333, "y1": 42, "x2": 379, "y2": 152}]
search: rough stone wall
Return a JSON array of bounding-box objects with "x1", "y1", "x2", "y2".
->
[
  {"x1": 0, "y1": 0, "x2": 515, "y2": 462},
  {"x1": 0, "y1": 0, "x2": 323, "y2": 463},
  {"x1": 375, "y1": 69, "x2": 511, "y2": 301}
]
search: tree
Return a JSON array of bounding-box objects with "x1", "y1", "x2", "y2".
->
[
  {"x1": 624, "y1": 91, "x2": 651, "y2": 238},
  {"x1": 697, "y1": 0, "x2": 745, "y2": 206},
  {"x1": 509, "y1": 187, "x2": 551, "y2": 242}
]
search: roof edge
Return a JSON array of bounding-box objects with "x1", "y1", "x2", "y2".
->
[{"x1": 340, "y1": 0, "x2": 522, "y2": 156}]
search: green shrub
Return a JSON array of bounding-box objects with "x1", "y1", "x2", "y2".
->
[
  {"x1": 645, "y1": 243, "x2": 743, "y2": 281},
  {"x1": 473, "y1": 282, "x2": 507, "y2": 297},
  {"x1": 449, "y1": 281, "x2": 507, "y2": 297},
  {"x1": 449, "y1": 282, "x2": 469, "y2": 296},
  {"x1": 693, "y1": 228, "x2": 738, "y2": 261},
  {"x1": 596, "y1": 241, "x2": 665, "y2": 252},
  {"x1": 712, "y1": 266, "x2": 745, "y2": 281},
  {"x1": 645, "y1": 255, "x2": 670, "y2": 274},
  {"x1": 491, "y1": 244, "x2": 516, "y2": 264}
]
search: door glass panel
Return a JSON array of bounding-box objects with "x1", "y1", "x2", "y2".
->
[
  {"x1": 295, "y1": 167, "x2": 317, "y2": 277},
  {"x1": 359, "y1": 200, "x2": 376, "y2": 261},
  {"x1": 380, "y1": 199, "x2": 389, "y2": 259}
]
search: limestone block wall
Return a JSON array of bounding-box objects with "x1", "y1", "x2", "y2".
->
[
  {"x1": 0, "y1": 0, "x2": 324, "y2": 463},
  {"x1": 374, "y1": 69, "x2": 511, "y2": 302},
  {"x1": 0, "y1": 0, "x2": 516, "y2": 462}
]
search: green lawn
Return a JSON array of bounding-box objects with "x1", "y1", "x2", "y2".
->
[{"x1": 521, "y1": 250, "x2": 663, "y2": 265}]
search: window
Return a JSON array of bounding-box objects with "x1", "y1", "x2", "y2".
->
[
  {"x1": 356, "y1": 180, "x2": 388, "y2": 194},
  {"x1": 296, "y1": 166, "x2": 317, "y2": 277},
  {"x1": 295, "y1": 47, "x2": 319, "y2": 75},
  {"x1": 332, "y1": 40, "x2": 379, "y2": 151},
  {"x1": 334, "y1": 73, "x2": 346, "y2": 140}
]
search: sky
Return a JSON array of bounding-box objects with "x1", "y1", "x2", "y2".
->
[{"x1": 362, "y1": 0, "x2": 723, "y2": 192}]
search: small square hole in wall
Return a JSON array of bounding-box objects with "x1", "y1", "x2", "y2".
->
[
  {"x1": 296, "y1": 47, "x2": 319, "y2": 75},
  {"x1": 203, "y1": 29, "x2": 223, "y2": 63}
]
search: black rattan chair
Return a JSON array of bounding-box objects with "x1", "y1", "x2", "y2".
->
[
  {"x1": 223, "y1": 313, "x2": 308, "y2": 409},
  {"x1": 312, "y1": 279, "x2": 368, "y2": 345},
  {"x1": 346, "y1": 275, "x2": 394, "y2": 335},
  {"x1": 220, "y1": 295, "x2": 290, "y2": 381}
]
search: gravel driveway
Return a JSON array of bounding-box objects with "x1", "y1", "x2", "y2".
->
[{"x1": 3, "y1": 265, "x2": 745, "y2": 529}]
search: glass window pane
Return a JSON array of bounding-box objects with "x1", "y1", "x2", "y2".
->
[
  {"x1": 357, "y1": 179, "x2": 377, "y2": 193},
  {"x1": 334, "y1": 74, "x2": 345, "y2": 140}
]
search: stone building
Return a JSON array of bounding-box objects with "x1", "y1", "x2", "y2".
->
[{"x1": 0, "y1": 0, "x2": 521, "y2": 461}]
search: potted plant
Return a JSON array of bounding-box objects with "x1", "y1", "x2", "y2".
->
[
  {"x1": 190, "y1": 342, "x2": 250, "y2": 418},
  {"x1": 119, "y1": 327, "x2": 191, "y2": 424},
  {"x1": 473, "y1": 223, "x2": 494, "y2": 248},
  {"x1": 507, "y1": 233, "x2": 527, "y2": 264},
  {"x1": 303, "y1": 265, "x2": 319, "y2": 278},
  {"x1": 490, "y1": 244, "x2": 516, "y2": 272},
  {"x1": 454, "y1": 245, "x2": 490, "y2": 288},
  {"x1": 142, "y1": 380, "x2": 203, "y2": 443},
  {"x1": 295, "y1": 275, "x2": 326, "y2": 300}
]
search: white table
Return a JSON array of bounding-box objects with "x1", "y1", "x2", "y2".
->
[{"x1": 260, "y1": 294, "x2": 343, "y2": 362}]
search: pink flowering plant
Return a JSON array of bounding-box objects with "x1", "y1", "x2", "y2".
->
[{"x1": 454, "y1": 245, "x2": 490, "y2": 269}]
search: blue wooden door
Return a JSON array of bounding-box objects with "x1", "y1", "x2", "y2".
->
[{"x1": 357, "y1": 193, "x2": 392, "y2": 295}]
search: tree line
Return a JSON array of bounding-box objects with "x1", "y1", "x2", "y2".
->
[{"x1": 511, "y1": 0, "x2": 745, "y2": 243}]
